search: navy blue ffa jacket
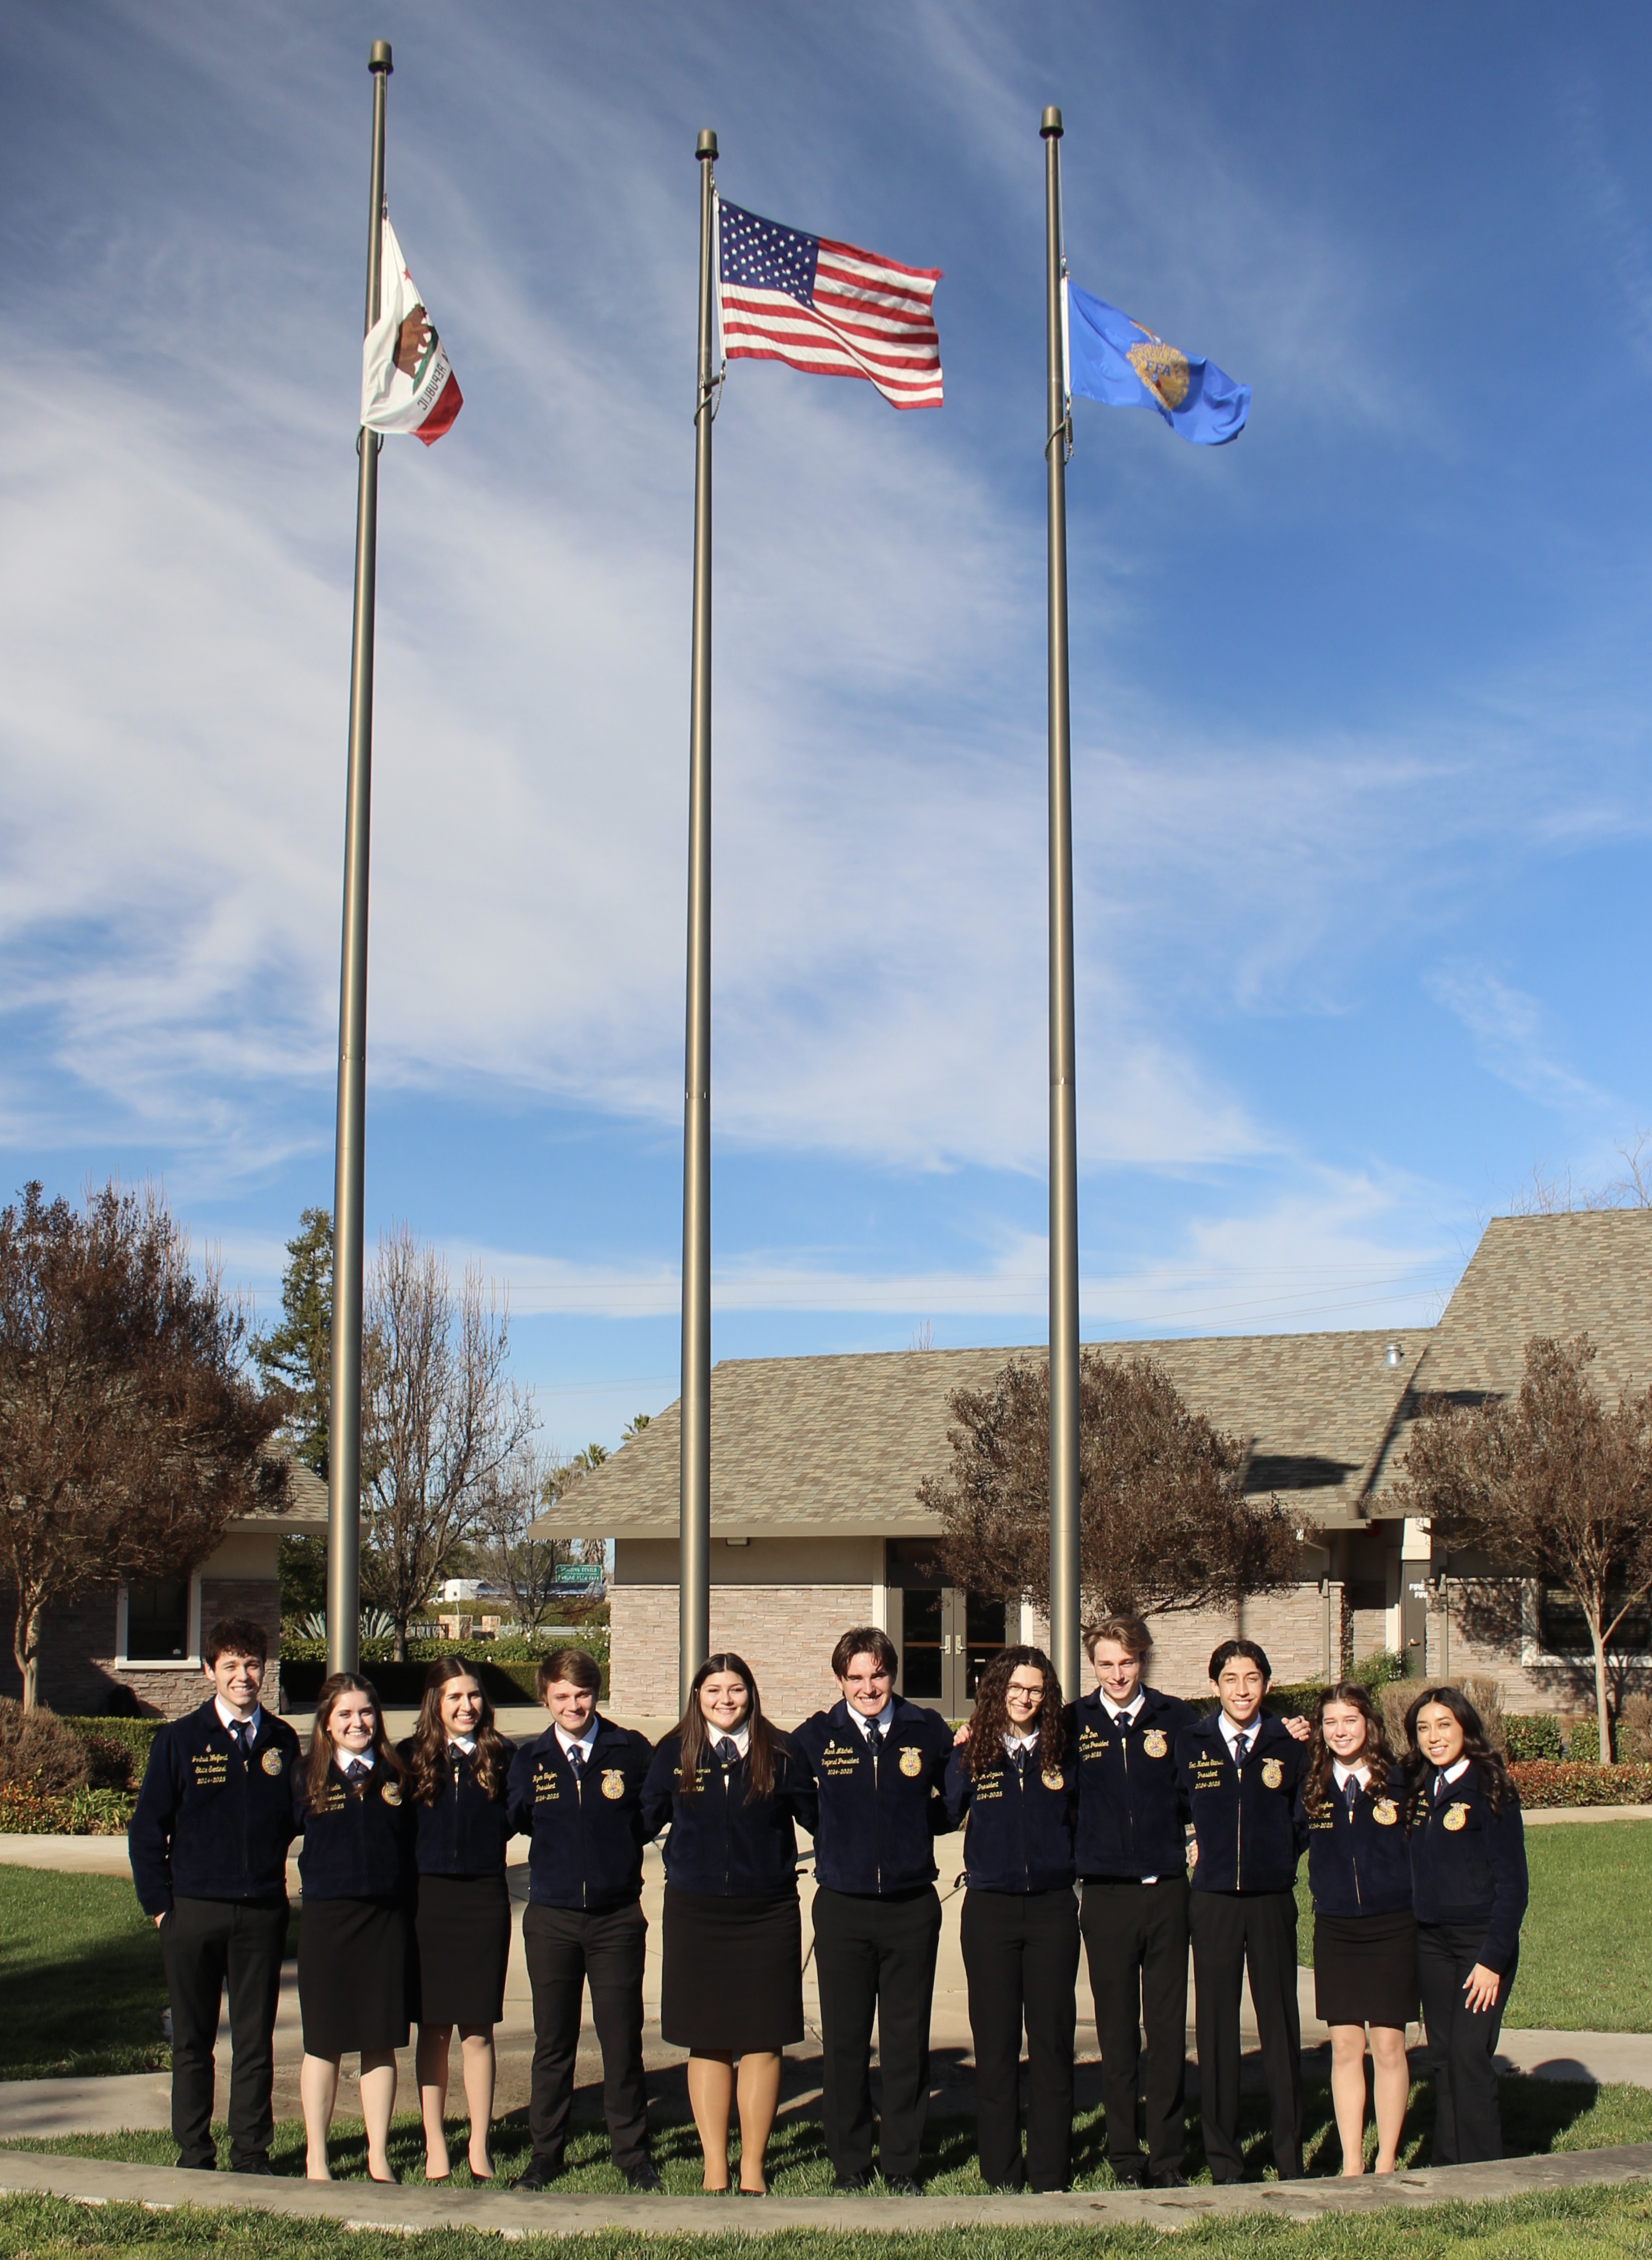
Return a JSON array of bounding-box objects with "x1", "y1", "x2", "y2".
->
[
  {"x1": 640, "y1": 1733, "x2": 818, "y2": 1896},
  {"x1": 297, "y1": 1756, "x2": 414, "y2": 1900},
  {"x1": 1407, "y1": 1762, "x2": 1528, "y2": 1974},
  {"x1": 399, "y1": 1738, "x2": 514, "y2": 1878},
  {"x1": 1177, "y1": 1710, "x2": 1307, "y2": 1896},
  {"x1": 1299, "y1": 1760, "x2": 1413, "y2": 1919},
  {"x1": 942, "y1": 1722, "x2": 1077, "y2": 1894},
  {"x1": 1073, "y1": 1686, "x2": 1194, "y2": 1881},
  {"x1": 129, "y1": 1701, "x2": 303, "y2": 1917},
  {"x1": 792, "y1": 1697, "x2": 958, "y2": 1897},
  {"x1": 506, "y1": 1715, "x2": 655, "y2": 1912}
]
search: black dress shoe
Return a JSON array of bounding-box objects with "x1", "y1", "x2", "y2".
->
[
  {"x1": 233, "y1": 2162, "x2": 275, "y2": 2178},
  {"x1": 1111, "y1": 2162, "x2": 1147, "y2": 2188},
  {"x1": 176, "y1": 2159, "x2": 216, "y2": 2173},
  {"x1": 1149, "y1": 2169, "x2": 1188, "y2": 2189},
  {"x1": 625, "y1": 2162, "x2": 664, "y2": 2193},
  {"x1": 512, "y1": 2157, "x2": 561, "y2": 2191},
  {"x1": 884, "y1": 2177, "x2": 922, "y2": 2196},
  {"x1": 833, "y1": 2172, "x2": 869, "y2": 2192}
]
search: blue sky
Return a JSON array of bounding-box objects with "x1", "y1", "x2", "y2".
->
[{"x1": 4, "y1": 3, "x2": 1651, "y2": 1451}]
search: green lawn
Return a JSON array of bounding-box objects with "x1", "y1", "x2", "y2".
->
[
  {"x1": 0, "y1": 1869, "x2": 169, "y2": 2080},
  {"x1": 13, "y1": 2078, "x2": 1651, "y2": 2189},
  {"x1": 1293, "y1": 1821, "x2": 1652, "y2": 2033},
  {"x1": 7, "y1": 2183, "x2": 1652, "y2": 2260}
]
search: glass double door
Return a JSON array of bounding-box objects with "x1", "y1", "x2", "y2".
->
[{"x1": 899, "y1": 1588, "x2": 1008, "y2": 1715}]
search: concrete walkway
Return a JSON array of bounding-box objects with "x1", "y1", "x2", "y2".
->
[{"x1": 4, "y1": 2138, "x2": 1652, "y2": 2235}]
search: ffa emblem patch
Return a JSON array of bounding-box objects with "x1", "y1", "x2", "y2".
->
[
  {"x1": 260, "y1": 1748, "x2": 284, "y2": 1777},
  {"x1": 1261, "y1": 1759, "x2": 1284, "y2": 1790},
  {"x1": 1372, "y1": 1799, "x2": 1399, "y2": 1827},
  {"x1": 380, "y1": 1780, "x2": 401, "y2": 1807},
  {"x1": 898, "y1": 1746, "x2": 923, "y2": 1778},
  {"x1": 601, "y1": 1768, "x2": 627, "y2": 1800},
  {"x1": 1142, "y1": 1730, "x2": 1168, "y2": 1760},
  {"x1": 1041, "y1": 1768, "x2": 1065, "y2": 1792},
  {"x1": 1443, "y1": 1802, "x2": 1469, "y2": 1832}
]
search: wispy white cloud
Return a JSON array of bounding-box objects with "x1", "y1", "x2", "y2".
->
[{"x1": 1425, "y1": 962, "x2": 1612, "y2": 1112}]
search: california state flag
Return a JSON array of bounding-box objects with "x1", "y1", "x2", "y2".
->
[{"x1": 361, "y1": 210, "x2": 462, "y2": 444}]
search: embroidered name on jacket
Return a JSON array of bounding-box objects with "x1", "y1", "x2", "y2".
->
[
  {"x1": 818, "y1": 1742, "x2": 863, "y2": 1779},
  {"x1": 531, "y1": 1765, "x2": 562, "y2": 1804},
  {"x1": 1187, "y1": 1752, "x2": 1226, "y2": 1792},
  {"x1": 1078, "y1": 1726, "x2": 1110, "y2": 1758},
  {"x1": 190, "y1": 1752, "x2": 228, "y2": 1787}
]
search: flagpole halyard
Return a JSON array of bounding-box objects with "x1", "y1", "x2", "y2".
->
[
  {"x1": 1042, "y1": 105, "x2": 1082, "y2": 1701},
  {"x1": 326, "y1": 36, "x2": 392, "y2": 1682},
  {"x1": 680, "y1": 127, "x2": 718, "y2": 1713}
]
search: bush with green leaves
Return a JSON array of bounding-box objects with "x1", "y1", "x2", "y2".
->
[
  {"x1": 1506, "y1": 1712, "x2": 1564, "y2": 1762},
  {"x1": 0, "y1": 1698, "x2": 89, "y2": 1793}
]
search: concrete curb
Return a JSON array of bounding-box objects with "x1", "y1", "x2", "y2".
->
[{"x1": 1, "y1": 2142, "x2": 1651, "y2": 2237}]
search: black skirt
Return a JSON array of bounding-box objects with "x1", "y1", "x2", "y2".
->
[
  {"x1": 298, "y1": 1894, "x2": 413, "y2": 2056},
  {"x1": 415, "y1": 1872, "x2": 512, "y2": 2026},
  {"x1": 1314, "y1": 1910, "x2": 1418, "y2": 2029},
  {"x1": 660, "y1": 1884, "x2": 802, "y2": 2052}
]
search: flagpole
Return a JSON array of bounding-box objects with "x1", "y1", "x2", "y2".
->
[
  {"x1": 680, "y1": 127, "x2": 718, "y2": 1713},
  {"x1": 326, "y1": 37, "x2": 392, "y2": 1681},
  {"x1": 1042, "y1": 105, "x2": 1081, "y2": 1701}
]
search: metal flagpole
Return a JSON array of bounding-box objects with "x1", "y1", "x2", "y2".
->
[
  {"x1": 1042, "y1": 106, "x2": 1081, "y2": 1699},
  {"x1": 326, "y1": 37, "x2": 392, "y2": 1680},
  {"x1": 680, "y1": 127, "x2": 718, "y2": 1712}
]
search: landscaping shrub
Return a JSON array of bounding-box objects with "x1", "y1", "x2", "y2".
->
[
  {"x1": 1507, "y1": 1713, "x2": 1565, "y2": 1761},
  {"x1": 59, "y1": 1718, "x2": 165, "y2": 1790},
  {"x1": 0, "y1": 1699, "x2": 90, "y2": 1794},
  {"x1": 0, "y1": 1781, "x2": 133, "y2": 1834},
  {"x1": 1509, "y1": 1758, "x2": 1652, "y2": 1807},
  {"x1": 1352, "y1": 1650, "x2": 1409, "y2": 1690},
  {"x1": 1620, "y1": 1692, "x2": 1652, "y2": 1763}
]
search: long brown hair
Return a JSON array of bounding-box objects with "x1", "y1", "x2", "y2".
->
[
  {"x1": 304, "y1": 1673, "x2": 404, "y2": 1804},
  {"x1": 965, "y1": 1646, "x2": 1066, "y2": 1781},
  {"x1": 1303, "y1": 1680, "x2": 1396, "y2": 1815},
  {"x1": 673, "y1": 1652, "x2": 784, "y2": 1802},
  {"x1": 406, "y1": 1657, "x2": 513, "y2": 1804},
  {"x1": 1403, "y1": 1684, "x2": 1514, "y2": 1818}
]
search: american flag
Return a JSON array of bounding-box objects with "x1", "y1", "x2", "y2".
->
[{"x1": 717, "y1": 199, "x2": 943, "y2": 411}]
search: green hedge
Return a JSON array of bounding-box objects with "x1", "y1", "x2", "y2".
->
[
  {"x1": 1509, "y1": 1759, "x2": 1652, "y2": 1806},
  {"x1": 279, "y1": 1630, "x2": 611, "y2": 1667},
  {"x1": 1507, "y1": 1713, "x2": 1566, "y2": 1762}
]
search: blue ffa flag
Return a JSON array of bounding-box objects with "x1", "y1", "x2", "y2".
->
[{"x1": 1064, "y1": 281, "x2": 1249, "y2": 445}]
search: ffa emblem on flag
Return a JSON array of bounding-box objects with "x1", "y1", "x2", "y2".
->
[
  {"x1": 1142, "y1": 1730, "x2": 1168, "y2": 1759},
  {"x1": 380, "y1": 1780, "x2": 401, "y2": 1807},
  {"x1": 1041, "y1": 1768, "x2": 1065, "y2": 1792},
  {"x1": 898, "y1": 1746, "x2": 923, "y2": 1778},
  {"x1": 260, "y1": 1748, "x2": 284, "y2": 1777},
  {"x1": 1372, "y1": 1799, "x2": 1399, "y2": 1827},
  {"x1": 601, "y1": 1769, "x2": 627, "y2": 1800},
  {"x1": 1261, "y1": 1759, "x2": 1284, "y2": 1790},
  {"x1": 1443, "y1": 1802, "x2": 1469, "y2": 1831}
]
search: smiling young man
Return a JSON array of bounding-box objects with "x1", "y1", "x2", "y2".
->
[
  {"x1": 1176, "y1": 1638, "x2": 1310, "y2": 2185},
  {"x1": 505, "y1": 1647, "x2": 660, "y2": 2193},
  {"x1": 128, "y1": 1618, "x2": 302, "y2": 2175},
  {"x1": 792, "y1": 1628, "x2": 957, "y2": 2194}
]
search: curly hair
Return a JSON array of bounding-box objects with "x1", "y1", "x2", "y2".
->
[
  {"x1": 964, "y1": 1646, "x2": 1066, "y2": 1781},
  {"x1": 1301, "y1": 1680, "x2": 1397, "y2": 1816},
  {"x1": 405, "y1": 1657, "x2": 513, "y2": 1804},
  {"x1": 1403, "y1": 1684, "x2": 1515, "y2": 1819}
]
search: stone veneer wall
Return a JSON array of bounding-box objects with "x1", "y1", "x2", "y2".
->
[
  {"x1": 0, "y1": 1576, "x2": 284, "y2": 1719},
  {"x1": 610, "y1": 1584, "x2": 873, "y2": 1722}
]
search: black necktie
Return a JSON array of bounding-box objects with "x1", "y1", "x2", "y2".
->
[
  {"x1": 346, "y1": 1758, "x2": 368, "y2": 1782},
  {"x1": 715, "y1": 1737, "x2": 740, "y2": 1767},
  {"x1": 1232, "y1": 1731, "x2": 1250, "y2": 1769},
  {"x1": 566, "y1": 1743, "x2": 585, "y2": 1779},
  {"x1": 1346, "y1": 1775, "x2": 1359, "y2": 1814},
  {"x1": 225, "y1": 1723, "x2": 243, "y2": 1755},
  {"x1": 1013, "y1": 1744, "x2": 1028, "y2": 1778}
]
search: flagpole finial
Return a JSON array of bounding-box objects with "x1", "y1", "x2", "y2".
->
[
  {"x1": 1041, "y1": 105, "x2": 1063, "y2": 138},
  {"x1": 368, "y1": 39, "x2": 392, "y2": 74},
  {"x1": 697, "y1": 128, "x2": 718, "y2": 162}
]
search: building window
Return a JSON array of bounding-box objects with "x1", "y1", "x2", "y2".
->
[
  {"x1": 1539, "y1": 1584, "x2": 1650, "y2": 1656},
  {"x1": 124, "y1": 1580, "x2": 190, "y2": 1661}
]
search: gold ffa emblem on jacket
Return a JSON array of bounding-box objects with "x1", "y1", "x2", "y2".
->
[
  {"x1": 1372, "y1": 1799, "x2": 1399, "y2": 1826},
  {"x1": 261, "y1": 1748, "x2": 284, "y2": 1777},
  {"x1": 1442, "y1": 1801, "x2": 1469, "y2": 1831},
  {"x1": 1260, "y1": 1758, "x2": 1284, "y2": 1790},
  {"x1": 898, "y1": 1745, "x2": 923, "y2": 1778},
  {"x1": 1041, "y1": 1768, "x2": 1065, "y2": 1792},
  {"x1": 380, "y1": 1780, "x2": 401, "y2": 1806},
  {"x1": 1142, "y1": 1730, "x2": 1168, "y2": 1760},
  {"x1": 601, "y1": 1768, "x2": 627, "y2": 1800}
]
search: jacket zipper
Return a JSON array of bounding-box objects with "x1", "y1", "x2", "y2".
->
[
  {"x1": 1122, "y1": 1727, "x2": 1136, "y2": 1860},
  {"x1": 1349, "y1": 1795, "x2": 1362, "y2": 1909},
  {"x1": 873, "y1": 1733, "x2": 882, "y2": 1895},
  {"x1": 577, "y1": 1745, "x2": 588, "y2": 1910},
  {"x1": 1017, "y1": 1752, "x2": 1029, "y2": 1888},
  {"x1": 1234, "y1": 1734, "x2": 1243, "y2": 1892}
]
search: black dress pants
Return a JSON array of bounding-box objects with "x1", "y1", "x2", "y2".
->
[
  {"x1": 1081, "y1": 1876, "x2": 1190, "y2": 2176},
  {"x1": 959, "y1": 1886, "x2": 1079, "y2": 2191},
  {"x1": 812, "y1": 1884, "x2": 941, "y2": 2183},
  {"x1": 159, "y1": 1896, "x2": 287, "y2": 2171},
  {"x1": 1188, "y1": 1887, "x2": 1302, "y2": 2182},
  {"x1": 522, "y1": 1900, "x2": 649, "y2": 2174},
  {"x1": 1416, "y1": 1921, "x2": 1514, "y2": 2165}
]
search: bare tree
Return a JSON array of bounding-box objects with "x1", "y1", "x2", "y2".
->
[
  {"x1": 1509, "y1": 1131, "x2": 1652, "y2": 1217},
  {"x1": 1396, "y1": 1334, "x2": 1652, "y2": 1766},
  {"x1": 359, "y1": 1226, "x2": 535, "y2": 1659},
  {"x1": 919, "y1": 1348, "x2": 1299, "y2": 1622},
  {"x1": 0, "y1": 1181, "x2": 285, "y2": 1709},
  {"x1": 475, "y1": 1439, "x2": 576, "y2": 1636}
]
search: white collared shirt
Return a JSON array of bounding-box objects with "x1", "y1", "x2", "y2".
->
[
  {"x1": 1003, "y1": 1727, "x2": 1039, "y2": 1756},
  {"x1": 708, "y1": 1720, "x2": 751, "y2": 1757},
  {"x1": 448, "y1": 1733, "x2": 478, "y2": 1755},
  {"x1": 555, "y1": 1717, "x2": 600, "y2": 1760},
  {"x1": 1434, "y1": 1754, "x2": 1470, "y2": 1795},
  {"x1": 1099, "y1": 1691, "x2": 1145, "y2": 1724},
  {"x1": 215, "y1": 1696, "x2": 262, "y2": 1745},
  {"x1": 1219, "y1": 1712, "x2": 1261, "y2": 1758},
  {"x1": 1331, "y1": 1759, "x2": 1371, "y2": 1792},
  {"x1": 851, "y1": 1698, "x2": 895, "y2": 1740}
]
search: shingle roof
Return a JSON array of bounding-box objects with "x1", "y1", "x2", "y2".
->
[
  {"x1": 533, "y1": 1328, "x2": 1426, "y2": 1540},
  {"x1": 229, "y1": 1453, "x2": 328, "y2": 1529}
]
